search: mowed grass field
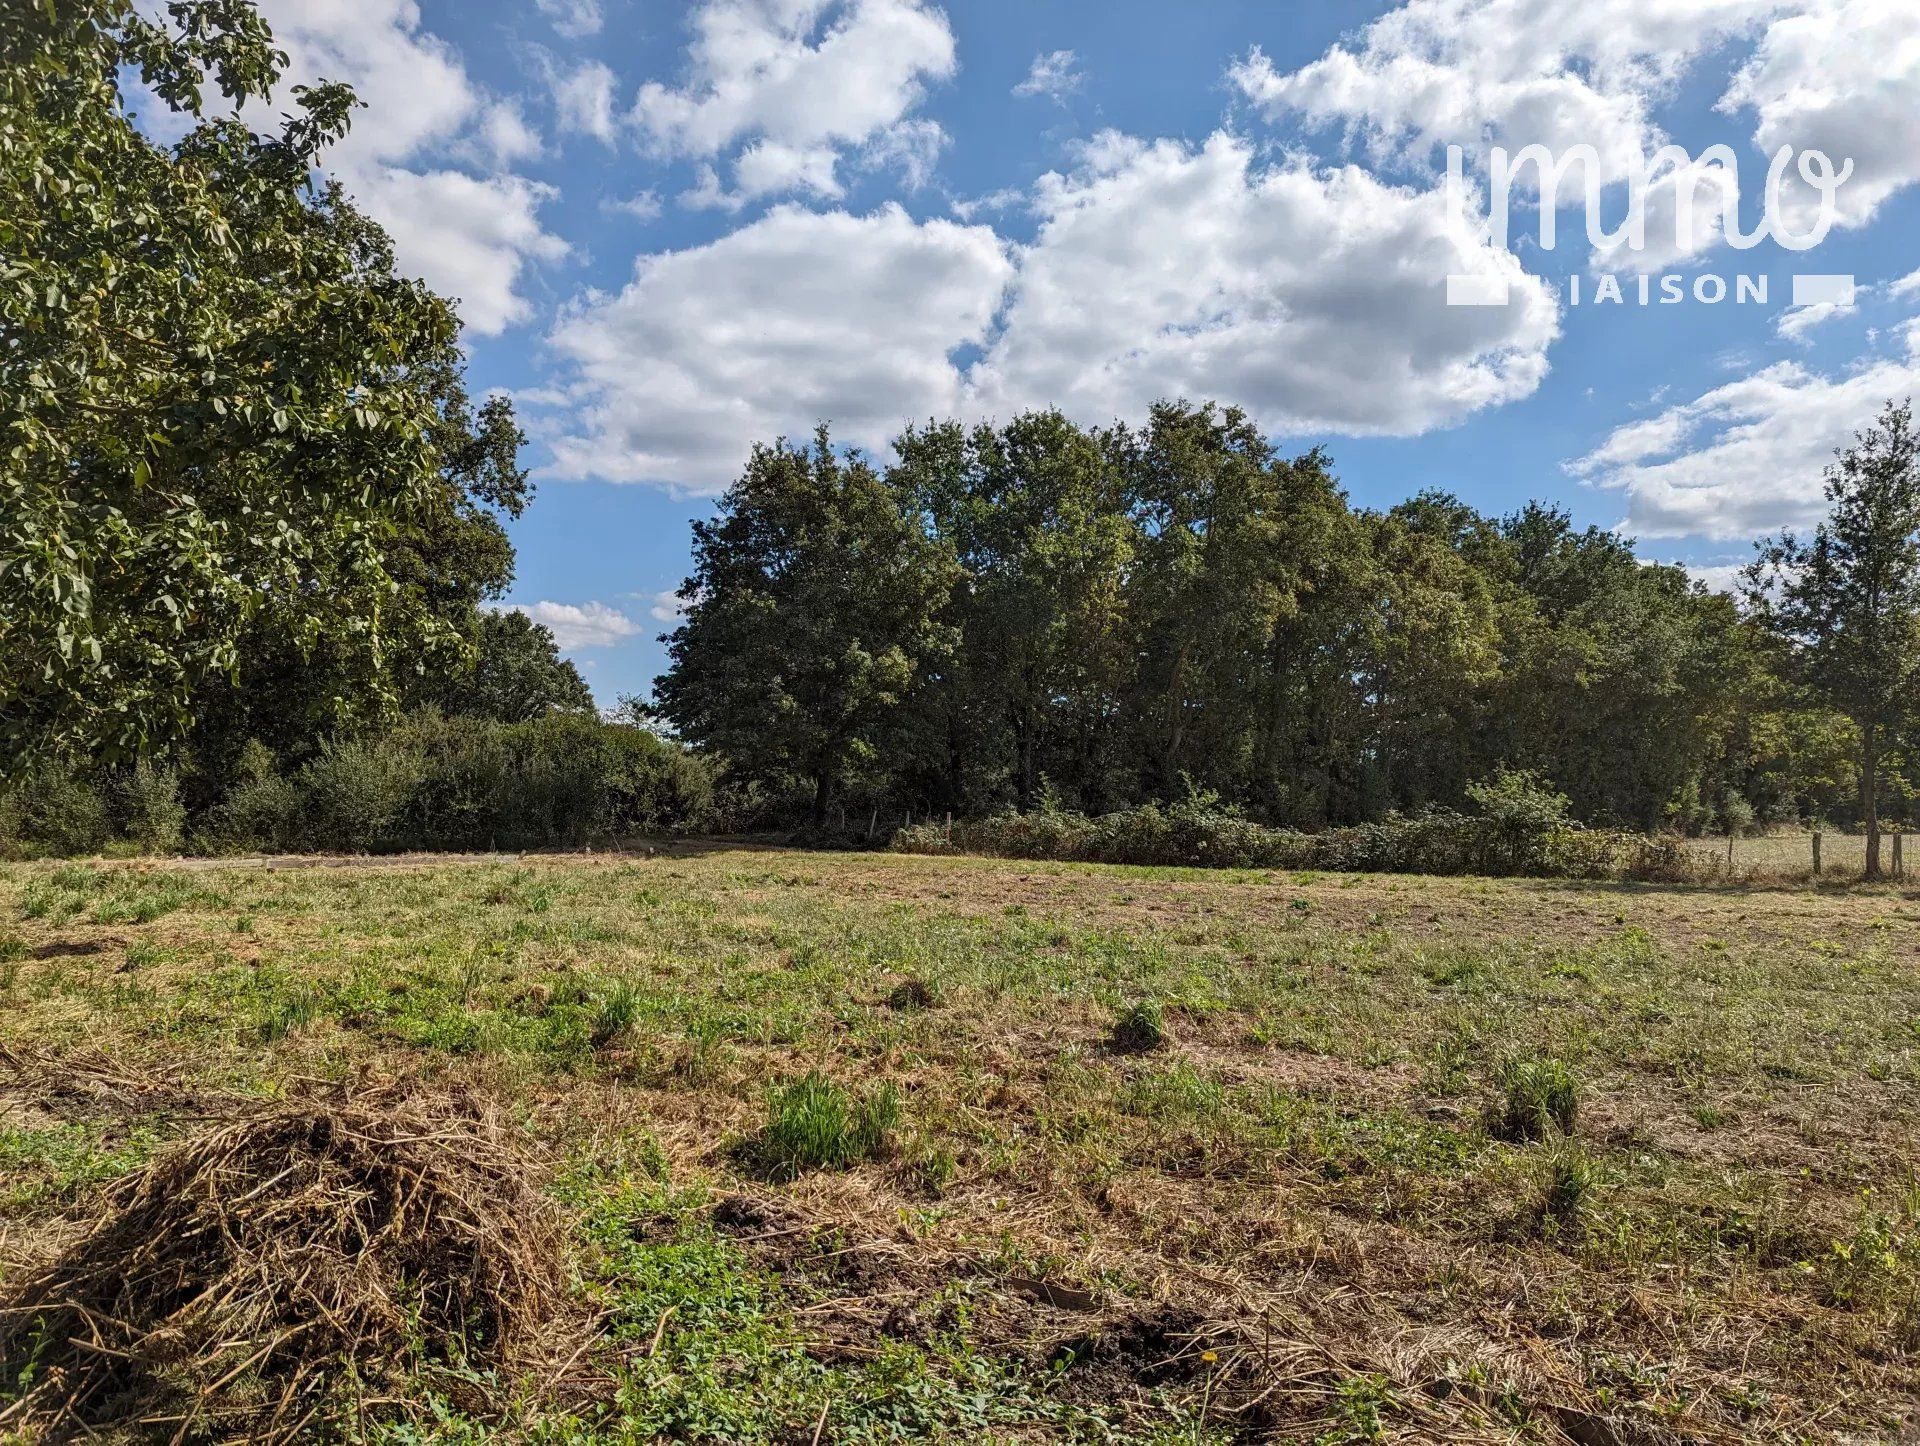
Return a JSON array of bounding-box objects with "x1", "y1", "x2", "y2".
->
[{"x1": 4, "y1": 849, "x2": 1920, "y2": 1443}]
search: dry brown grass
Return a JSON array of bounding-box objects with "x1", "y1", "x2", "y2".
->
[
  {"x1": 0, "y1": 1069, "x2": 574, "y2": 1442},
  {"x1": 3, "y1": 848, "x2": 1920, "y2": 1441}
]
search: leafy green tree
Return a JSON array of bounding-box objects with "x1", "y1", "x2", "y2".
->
[
  {"x1": 1749, "y1": 400, "x2": 1920, "y2": 879},
  {"x1": 1486, "y1": 505, "x2": 1761, "y2": 829},
  {"x1": 0, "y1": 0, "x2": 520, "y2": 762},
  {"x1": 655, "y1": 430, "x2": 957, "y2": 822},
  {"x1": 432, "y1": 610, "x2": 594, "y2": 724},
  {"x1": 1121, "y1": 403, "x2": 1297, "y2": 801},
  {"x1": 896, "y1": 411, "x2": 1136, "y2": 813}
]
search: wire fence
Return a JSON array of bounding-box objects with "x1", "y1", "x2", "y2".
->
[{"x1": 1681, "y1": 831, "x2": 1915, "y2": 882}]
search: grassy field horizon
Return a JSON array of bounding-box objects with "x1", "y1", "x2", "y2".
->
[{"x1": 4, "y1": 847, "x2": 1920, "y2": 1441}]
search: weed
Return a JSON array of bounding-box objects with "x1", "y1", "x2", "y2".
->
[
  {"x1": 591, "y1": 981, "x2": 643, "y2": 1049},
  {"x1": 887, "y1": 976, "x2": 939, "y2": 1010},
  {"x1": 1317, "y1": 1373, "x2": 1400, "y2": 1442},
  {"x1": 1823, "y1": 1180, "x2": 1920, "y2": 1344},
  {"x1": 749, "y1": 1072, "x2": 901, "y2": 1180},
  {"x1": 90, "y1": 875, "x2": 208, "y2": 925},
  {"x1": 1532, "y1": 1141, "x2": 1597, "y2": 1238},
  {"x1": 1109, "y1": 998, "x2": 1166, "y2": 1054},
  {"x1": 1493, "y1": 1056, "x2": 1578, "y2": 1142},
  {"x1": 1119, "y1": 1061, "x2": 1223, "y2": 1120},
  {"x1": 1420, "y1": 1025, "x2": 1476, "y2": 1095}
]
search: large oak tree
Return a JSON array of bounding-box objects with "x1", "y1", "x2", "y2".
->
[{"x1": 655, "y1": 430, "x2": 957, "y2": 822}]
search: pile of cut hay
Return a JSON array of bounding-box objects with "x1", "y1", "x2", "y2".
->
[{"x1": 0, "y1": 1083, "x2": 571, "y2": 1441}]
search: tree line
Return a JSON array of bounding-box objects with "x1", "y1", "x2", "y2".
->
[{"x1": 654, "y1": 403, "x2": 1920, "y2": 878}]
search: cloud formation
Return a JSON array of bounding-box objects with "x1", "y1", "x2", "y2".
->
[
  {"x1": 535, "y1": 0, "x2": 603, "y2": 40},
  {"x1": 545, "y1": 204, "x2": 1014, "y2": 487},
  {"x1": 633, "y1": 0, "x2": 957, "y2": 203},
  {"x1": 1568, "y1": 322, "x2": 1920, "y2": 539},
  {"x1": 1013, "y1": 50, "x2": 1082, "y2": 102},
  {"x1": 247, "y1": 0, "x2": 565, "y2": 334},
  {"x1": 968, "y1": 131, "x2": 1559, "y2": 439},
  {"x1": 1231, "y1": 0, "x2": 1920, "y2": 269},
  {"x1": 505, "y1": 601, "x2": 643, "y2": 649},
  {"x1": 544, "y1": 131, "x2": 1560, "y2": 491}
]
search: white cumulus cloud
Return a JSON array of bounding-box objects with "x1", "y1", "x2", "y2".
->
[
  {"x1": 545, "y1": 203, "x2": 1015, "y2": 489},
  {"x1": 535, "y1": 0, "x2": 603, "y2": 39},
  {"x1": 506, "y1": 601, "x2": 643, "y2": 650},
  {"x1": 1775, "y1": 285, "x2": 1862, "y2": 343},
  {"x1": 1013, "y1": 49, "x2": 1082, "y2": 102},
  {"x1": 1722, "y1": 0, "x2": 1920, "y2": 232},
  {"x1": 633, "y1": 0, "x2": 957, "y2": 203},
  {"x1": 1568, "y1": 322, "x2": 1920, "y2": 540},
  {"x1": 243, "y1": 0, "x2": 565, "y2": 335},
  {"x1": 1231, "y1": 0, "x2": 1920, "y2": 270},
  {"x1": 648, "y1": 590, "x2": 691, "y2": 623},
  {"x1": 1682, "y1": 561, "x2": 1751, "y2": 594},
  {"x1": 550, "y1": 58, "x2": 620, "y2": 143},
  {"x1": 543, "y1": 130, "x2": 1562, "y2": 490},
  {"x1": 1229, "y1": 1, "x2": 1778, "y2": 178},
  {"x1": 967, "y1": 131, "x2": 1560, "y2": 439}
]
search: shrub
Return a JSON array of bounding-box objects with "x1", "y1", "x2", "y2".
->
[
  {"x1": 400, "y1": 712, "x2": 514, "y2": 850},
  {"x1": 206, "y1": 743, "x2": 303, "y2": 852},
  {"x1": 388, "y1": 710, "x2": 716, "y2": 850},
  {"x1": 115, "y1": 761, "x2": 186, "y2": 853},
  {"x1": 1494, "y1": 1056, "x2": 1579, "y2": 1142},
  {"x1": 892, "y1": 795, "x2": 1697, "y2": 884},
  {"x1": 750, "y1": 1072, "x2": 901, "y2": 1180},
  {"x1": 0, "y1": 766, "x2": 109, "y2": 856},
  {"x1": 1465, "y1": 766, "x2": 1573, "y2": 873},
  {"x1": 1110, "y1": 999, "x2": 1167, "y2": 1054},
  {"x1": 298, "y1": 735, "x2": 423, "y2": 852}
]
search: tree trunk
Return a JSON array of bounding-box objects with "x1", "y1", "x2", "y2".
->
[
  {"x1": 1013, "y1": 705, "x2": 1037, "y2": 813},
  {"x1": 1863, "y1": 723, "x2": 1883, "y2": 881},
  {"x1": 811, "y1": 769, "x2": 834, "y2": 827}
]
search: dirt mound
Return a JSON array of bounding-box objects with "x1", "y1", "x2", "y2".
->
[{"x1": 0, "y1": 1083, "x2": 572, "y2": 1441}]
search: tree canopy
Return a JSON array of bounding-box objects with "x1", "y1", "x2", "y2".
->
[
  {"x1": 1, "y1": 0, "x2": 527, "y2": 764},
  {"x1": 1748, "y1": 400, "x2": 1920, "y2": 877},
  {"x1": 652, "y1": 401, "x2": 1835, "y2": 834}
]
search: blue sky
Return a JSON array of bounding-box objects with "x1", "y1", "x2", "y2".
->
[{"x1": 233, "y1": 0, "x2": 1920, "y2": 703}]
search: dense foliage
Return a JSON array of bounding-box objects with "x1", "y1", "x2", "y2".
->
[
  {"x1": 661, "y1": 400, "x2": 1883, "y2": 836},
  {"x1": 1747, "y1": 401, "x2": 1920, "y2": 878},
  {"x1": 0, "y1": 0, "x2": 629, "y2": 851},
  {"x1": 0, "y1": 712, "x2": 713, "y2": 856},
  {"x1": 891, "y1": 773, "x2": 1692, "y2": 882}
]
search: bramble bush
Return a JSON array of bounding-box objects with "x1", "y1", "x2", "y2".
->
[{"x1": 892, "y1": 772, "x2": 1694, "y2": 883}]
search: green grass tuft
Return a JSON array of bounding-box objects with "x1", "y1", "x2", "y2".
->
[
  {"x1": 1109, "y1": 998, "x2": 1166, "y2": 1054},
  {"x1": 1494, "y1": 1055, "x2": 1579, "y2": 1142},
  {"x1": 750, "y1": 1071, "x2": 901, "y2": 1180}
]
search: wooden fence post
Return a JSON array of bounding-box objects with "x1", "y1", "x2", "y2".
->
[
  {"x1": 1812, "y1": 831, "x2": 1822, "y2": 877},
  {"x1": 1894, "y1": 831, "x2": 1905, "y2": 881},
  {"x1": 1726, "y1": 831, "x2": 1735, "y2": 871}
]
